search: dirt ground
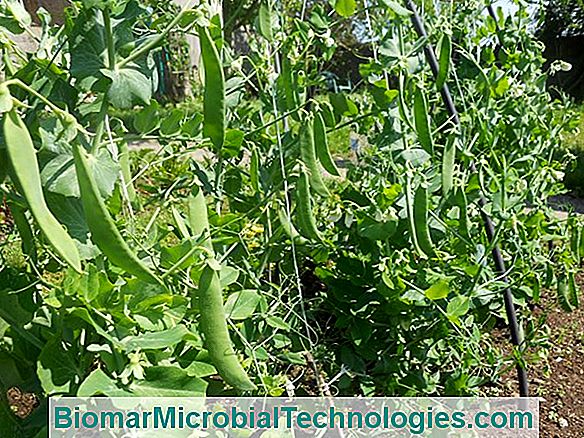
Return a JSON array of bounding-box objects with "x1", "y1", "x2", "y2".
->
[{"x1": 489, "y1": 275, "x2": 584, "y2": 437}]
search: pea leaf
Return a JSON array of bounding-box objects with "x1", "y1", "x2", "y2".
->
[
  {"x1": 220, "y1": 266, "x2": 240, "y2": 287},
  {"x1": 425, "y1": 279, "x2": 450, "y2": 300},
  {"x1": 335, "y1": 0, "x2": 356, "y2": 17},
  {"x1": 37, "y1": 338, "x2": 79, "y2": 394},
  {"x1": 69, "y1": 10, "x2": 107, "y2": 81},
  {"x1": 78, "y1": 369, "x2": 132, "y2": 397},
  {"x1": 446, "y1": 296, "x2": 470, "y2": 317},
  {"x1": 258, "y1": 0, "x2": 274, "y2": 41},
  {"x1": 41, "y1": 147, "x2": 119, "y2": 199},
  {"x1": 225, "y1": 290, "x2": 261, "y2": 320},
  {"x1": 130, "y1": 366, "x2": 207, "y2": 397},
  {"x1": 266, "y1": 316, "x2": 291, "y2": 331},
  {"x1": 102, "y1": 68, "x2": 152, "y2": 109},
  {"x1": 184, "y1": 361, "x2": 217, "y2": 378},
  {"x1": 133, "y1": 100, "x2": 160, "y2": 134},
  {"x1": 381, "y1": 0, "x2": 412, "y2": 16},
  {"x1": 119, "y1": 325, "x2": 189, "y2": 352},
  {"x1": 44, "y1": 193, "x2": 100, "y2": 260},
  {"x1": 0, "y1": 84, "x2": 12, "y2": 113}
]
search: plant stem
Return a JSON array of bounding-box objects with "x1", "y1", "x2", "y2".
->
[
  {"x1": 117, "y1": 2, "x2": 193, "y2": 69},
  {"x1": 92, "y1": 8, "x2": 116, "y2": 154},
  {"x1": 103, "y1": 9, "x2": 116, "y2": 69}
]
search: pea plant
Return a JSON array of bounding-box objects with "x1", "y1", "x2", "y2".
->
[{"x1": 0, "y1": 0, "x2": 581, "y2": 434}]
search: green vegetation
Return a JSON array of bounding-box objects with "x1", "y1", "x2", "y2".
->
[{"x1": 0, "y1": 0, "x2": 582, "y2": 435}]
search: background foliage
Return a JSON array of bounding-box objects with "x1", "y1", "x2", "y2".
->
[{"x1": 0, "y1": 0, "x2": 581, "y2": 436}]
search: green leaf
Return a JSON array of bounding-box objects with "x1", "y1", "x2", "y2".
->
[
  {"x1": 425, "y1": 280, "x2": 450, "y2": 300},
  {"x1": 266, "y1": 315, "x2": 290, "y2": 331},
  {"x1": 184, "y1": 361, "x2": 217, "y2": 378},
  {"x1": 42, "y1": 146, "x2": 119, "y2": 200},
  {"x1": 6, "y1": 0, "x2": 32, "y2": 27},
  {"x1": 279, "y1": 352, "x2": 306, "y2": 365},
  {"x1": 220, "y1": 266, "x2": 240, "y2": 287},
  {"x1": 69, "y1": 10, "x2": 107, "y2": 81},
  {"x1": 102, "y1": 68, "x2": 152, "y2": 109},
  {"x1": 119, "y1": 325, "x2": 189, "y2": 352},
  {"x1": 78, "y1": 369, "x2": 132, "y2": 397},
  {"x1": 159, "y1": 109, "x2": 185, "y2": 137},
  {"x1": 0, "y1": 84, "x2": 13, "y2": 113},
  {"x1": 133, "y1": 100, "x2": 160, "y2": 134},
  {"x1": 37, "y1": 338, "x2": 79, "y2": 394},
  {"x1": 446, "y1": 296, "x2": 470, "y2": 318},
  {"x1": 380, "y1": 0, "x2": 412, "y2": 16},
  {"x1": 130, "y1": 366, "x2": 207, "y2": 397},
  {"x1": 224, "y1": 290, "x2": 261, "y2": 320},
  {"x1": 160, "y1": 241, "x2": 198, "y2": 270},
  {"x1": 258, "y1": 0, "x2": 274, "y2": 41},
  {"x1": 358, "y1": 216, "x2": 397, "y2": 241},
  {"x1": 44, "y1": 193, "x2": 100, "y2": 260},
  {"x1": 223, "y1": 129, "x2": 245, "y2": 159},
  {"x1": 335, "y1": 0, "x2": 356, "y2": 17}
]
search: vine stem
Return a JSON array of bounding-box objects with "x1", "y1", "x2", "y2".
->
[
  {"x1": 91, "y1": 8, "x2": 117, "y2": 154},
  {"x1": 117, "y1": 1, "x2": 195, "y2": 69},
  {"x1": 404, "y1": 0, "x2": 529, "y2": 397}
]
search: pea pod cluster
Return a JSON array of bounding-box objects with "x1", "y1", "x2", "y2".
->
[
  {"x1": 72, "y1": 142, "x2": 162, "y2": 285},
  {"x1": 3, "y1": 110, "x2": 82, "y2": 273}
]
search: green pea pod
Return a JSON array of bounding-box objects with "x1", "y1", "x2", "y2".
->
[
  {"x1": 300, "y1": 119, "x2": 329, "y2": 197},
  {"x1": 557, "y1": 274, "x2": 573, "y2": 312},
  {"x1": 413, "y1": 85, "x2": 434, "y2": 154},
  {"x1": 199, "y1": 264, "x2": 256, "y2": 391},
  {"x1": 199, "y1": 26, "x2": 225, "y2": 151},
  {"x1": 279, "y1": 55, "x2": 300, "y2": 118},
  {"x1": 397, "y1": 74, "x2": 414, "y2": 131},
  {"x1": 250, "y1": 147, "x2": 260, "y2": 193},
  {"x1": 258, "y1": 0, "x2": 273, "y2": 41},
  {"x1": 4, "y1": 110, "x2": 82, "y2": 273},
  {"x1": 436, "y1": 34, "x2": 452, "y2": 89},
  {"x1": 190, "y1": 187, "x2": 255, "y2": 390},
  {"x1": 319, "y1": 100, "x2": 336, "y2": 128},
  {"x1": 455, "y1": 187, "x2": 470, "y2": 239},
  {"x1": 569, "y1": 271, "x2": 579, "y2": 308},
  {"x1": 442, "y1": 137, "x2": 456, "y2": 196},
  {"x1": 172, "y1": 206, "x2": 191, "y2": 240},
  {"x1": 187, "y1": 188, "x2": 213, "y2": 251},
  {"x1": 118, "y1": 141, "x2": 137, "y2": 204},
  {"x1": 314, "y1": 112, "x2": 340, "y2": 177},
  {"x1": 9, "y1": 203, "x2": 37, "y2": 263},
  {"x1": 413, "y1": 184, "x2": 435, "y2": 258},
  {"x1": 277, "y1": 206, "x2": 307, "y2": 245},
  {"x1": 295, "y1": 172, "x2": 322, "y2": 241},
  {"x1": 569, "y1": 218, "x2": 581, "y2": 264},
  {"x1": 0, "y1": 148, "x2": 7, "y2": 183},
  {"x1": 73, "y1": 143, "x2": 162, "y2": 285},
  {"x1": 405, "y1": 176, "x2": 424, "y2": 258}
]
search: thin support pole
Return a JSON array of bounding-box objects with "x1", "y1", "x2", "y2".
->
[{"x1": 404, "y1": 0, "x2": 529, "y2": 397}]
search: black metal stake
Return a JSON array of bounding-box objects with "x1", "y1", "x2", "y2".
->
[{"x1": 404, "y1": 0, "x2": 529, "y2": 397}]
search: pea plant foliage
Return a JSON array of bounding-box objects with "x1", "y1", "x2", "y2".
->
[{"x1": 0, "y1": 0, "x2": 581, "y2": 434}]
